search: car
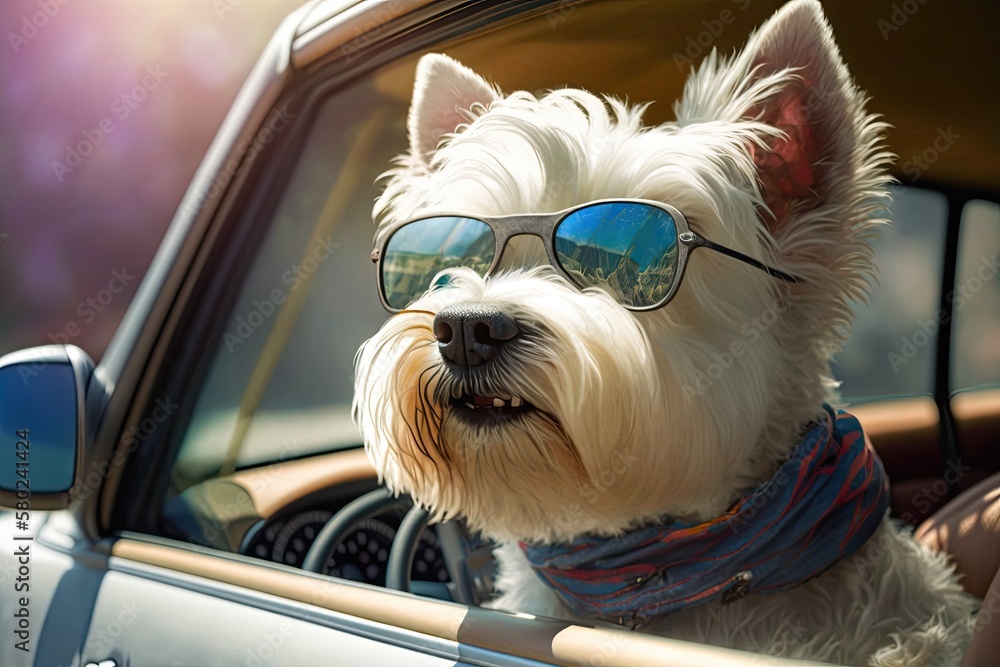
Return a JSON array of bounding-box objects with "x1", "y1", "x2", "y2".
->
[{"x1": 1, "y1": 1, "x2": 997, "y2": 665}]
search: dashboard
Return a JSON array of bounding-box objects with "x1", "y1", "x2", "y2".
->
[
  {"x1": 164, "y1": 449, "x2": 457, "y2": 590},
  {"x1": 241, "y1": 503, "x2": 450, "y2": 586},
  {"x1": 161, "y1": 448, "x2": 497, "y2": 605}
]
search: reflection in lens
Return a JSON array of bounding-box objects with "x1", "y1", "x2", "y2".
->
[
  {"x1": 382, "y1": 217, "x2": 495, "y2": 309},
  {"x1": 554, "y1": 202, "x2": 678, "y2": 307}
]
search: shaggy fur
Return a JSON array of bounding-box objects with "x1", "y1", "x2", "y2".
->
[{"x1": 354, "y1": 1, "x2": 978, "y2": 664}]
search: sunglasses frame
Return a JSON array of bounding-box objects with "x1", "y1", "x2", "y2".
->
[{"x1": 371, "y1": 198, "x2": 798, "y2": 313}]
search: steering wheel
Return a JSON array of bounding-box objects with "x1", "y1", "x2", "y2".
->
[{"x1": 302, "y1": 487, "x2": 490, "y2": 605}]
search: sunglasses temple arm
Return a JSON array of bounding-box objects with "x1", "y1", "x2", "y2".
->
[{"x1": 692, "y1": 235, "x2": 800, "y2": 283}]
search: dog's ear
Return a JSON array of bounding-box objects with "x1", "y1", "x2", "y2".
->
[
  {"x1": 408, "y1": 54, "x2": 499, "y2": 165},
  {"x1": 678, "y1": 0, "x2": 890, "y2": 351},
  {"x1": 741, "y1": 0, "x2": 868, "y2": 231},
  {"x1": 677, "y1": 0, "x2": 886, "y2": 237}
]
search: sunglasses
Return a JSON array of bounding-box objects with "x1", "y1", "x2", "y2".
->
[{"x1": 371, "y1": 199, "x2": 798, "y2": 313}]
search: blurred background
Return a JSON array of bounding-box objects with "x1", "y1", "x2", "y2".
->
[{"x1": 0, "y1": 0, "x2": 305, "y2": 359}]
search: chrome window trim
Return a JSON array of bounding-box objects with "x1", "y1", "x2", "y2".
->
[{"x1": 292, "y1": 0, "x2": 448, "y2": 68}]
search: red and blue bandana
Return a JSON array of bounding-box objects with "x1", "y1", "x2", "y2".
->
[{"x1": 521, "y1": 405, "x2": 889, "y2": 627}]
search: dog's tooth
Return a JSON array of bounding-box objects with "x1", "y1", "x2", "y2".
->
[
  {"x1": 511, "y1": 396, "x2": 522, "y2": 407},
  {"x1": 492, "y1": 398, "x2": 505, "y2": 408},
  {"x1": 465, "y1": 402, "x2": 476, "y2": 410}
]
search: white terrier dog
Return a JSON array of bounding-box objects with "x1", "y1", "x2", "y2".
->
[{"x1": 354, "y1": 1, "x2": 977, "y2": 664}]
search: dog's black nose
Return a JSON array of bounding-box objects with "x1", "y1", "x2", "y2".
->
[{"x1": 434, "y1": 303, "x2": 519, "y2": 367}]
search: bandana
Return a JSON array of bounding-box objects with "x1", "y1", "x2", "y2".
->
[{"x1": 521, "y1": 405, "x2": 889, "y2": 627}]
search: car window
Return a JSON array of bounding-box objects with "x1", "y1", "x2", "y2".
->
[
  {"x1": 951, "y1": 199, "x2": 1000, "y2": 392},
  {"x1": 834, "y1": 186, "x2": 948, "y2": 402},
  {"x1": 170, "y1": 78, "x2": 404, "y2": 491}
]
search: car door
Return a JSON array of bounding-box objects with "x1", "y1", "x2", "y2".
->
[{"x1": 46, "y1": 553, "x2": 470, "y2": 667}]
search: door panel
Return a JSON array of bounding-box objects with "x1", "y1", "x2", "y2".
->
[
  {"x1": 80, "y1": 569, "x2": 464, "y2": 667},
  {"x1": 854, "y1": 392, "x2": 1000, "y2": 526},
  {"x1": 853, "y1": 397, "x2": 950, "y2": 523},
  {"x1": 0, "y1": 514, "x2": 106, "y2": 667},
  {"x1": 853, "y1": 397, "x2": 941, "y2": 480},
  {"x1": 952, "y1": 388, "x2": 1000, "y2": 472}
]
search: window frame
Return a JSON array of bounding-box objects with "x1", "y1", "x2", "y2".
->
[
  {"x1": 104, "y1": 0, "x2": 563, "y2": 538},
  {"x1": 911, "y1": 181, "x2": 999, "y2": 492}
]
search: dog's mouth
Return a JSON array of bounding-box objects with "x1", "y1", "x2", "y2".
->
[{"x1": 448, "y1": 391, "x2": 537, "y2": 424}]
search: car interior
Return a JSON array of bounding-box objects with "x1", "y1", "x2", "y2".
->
[{"x1": 99, "y1": 1, "x2": 998, "y2": 664}]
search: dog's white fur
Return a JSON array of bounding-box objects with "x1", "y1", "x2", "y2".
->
[{"x1": 354, "y1": 1, "x2": 978, "y2": 664}]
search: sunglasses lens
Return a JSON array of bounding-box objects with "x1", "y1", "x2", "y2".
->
[
  {"x1": 554, "y1": 202, "x2": 679, "y2": 308},
  {"x1": 381, "y1": 216, "x2": 495, "y2": 310}
]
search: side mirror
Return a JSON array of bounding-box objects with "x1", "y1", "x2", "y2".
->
[{"x1": 0, "y1": 345, "x2": 94, "y2": 510}]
